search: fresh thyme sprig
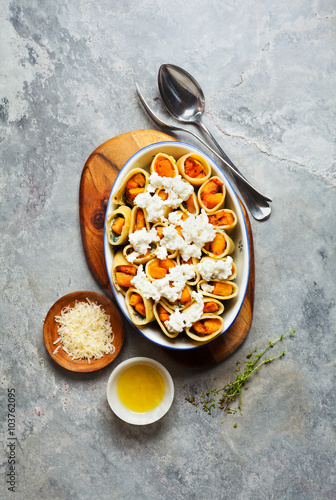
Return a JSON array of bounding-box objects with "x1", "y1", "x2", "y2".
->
[{"x1": 185, "y1": 330, "x2": 295, "y2": 421}]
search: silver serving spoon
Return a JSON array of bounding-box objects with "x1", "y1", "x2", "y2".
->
[
  {"x1": 157, "y1": 64, "x2": 272, "y2": 218},
  {"x1": 135, "y1": 83, "x2": 271, "y2": 221}
]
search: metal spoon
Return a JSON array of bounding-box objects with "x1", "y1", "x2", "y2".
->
[
  {"x1": 158, "y1": 64, "x2": 272, "y2": 215},
  {"x1": 136, "y1": 83, "x2": 271, "y2": 221}
]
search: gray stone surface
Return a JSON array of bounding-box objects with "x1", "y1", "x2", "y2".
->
[{"x1": 1, "y1": 1, "x2": 335, "y2": 499}]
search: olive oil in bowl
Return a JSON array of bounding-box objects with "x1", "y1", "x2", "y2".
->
[
  {"x1": 117, "y1": 364, "x2": 165, "y2": 412},
  {"x1": 107, "y1": 357, "x2": 174, "y2": 425}
]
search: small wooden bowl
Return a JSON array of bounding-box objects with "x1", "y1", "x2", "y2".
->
[{"x1": 43, "y1": 291, "x2": 124, "y2": 372}]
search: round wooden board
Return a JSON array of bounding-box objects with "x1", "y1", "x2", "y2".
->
[
  {"x1": 43, "y1": 291, "x2": 124, "y2": 372},
  {"x1": 79, "y1": 129, "x2": 255, "y2": 368}
]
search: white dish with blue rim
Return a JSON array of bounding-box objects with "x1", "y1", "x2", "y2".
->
[{"x1": 104, "y1": 141, "x2": 250, "y2": 350}]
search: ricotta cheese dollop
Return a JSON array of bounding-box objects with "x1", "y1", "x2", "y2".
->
[
  {"x1": 197, "y1": 256, "x2": 233, "y2": 281},
  {"x1": 165, "y1": 291, "x2": 204, "y2": 334}
]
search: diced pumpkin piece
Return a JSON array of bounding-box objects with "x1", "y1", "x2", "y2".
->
[
  {"x1": 149, "y1": 266, "x2": 167, "y2": 279},
  {"x1": 208, "y1": 210, "x2": 234, "y2": 227},
  {"x1": 201, "y1": 192, "x2": 223, "y2": 209},
  {"x1": 159, "y1": 259, "x2": 176, "y2": 271},
  {"x1": 192, "y1": 321, "x2": 206, "y2": 335},
  {"x1": 203, "y1": 318, "x2": 221, "y2": 334},
  {"x1": 129, "y1": 293, "x2": 143, "y2": 306},
  {"x1": 203, "y1": 301, "x2": 219, "y2": 313},
  {"x1": 134, "y1": 302, "x2": 146, "y2": 317},
  {"x1": 212, "y1": 282, "x2": 233, "y2": 296},
  {"x1": 126, "y1": 187, "x2": 145, "y2": 202},
  {"x1": 116, "y1": 265, "x2": 137, "y2": 276},
  {"x1": 111, "y1": 216, "x2": 125, "y2": 235},
  {"x1": 210, "y1": 232, "x2": 226, "y2": 255},
  {"x1": 115, "y1": 272, "x2": 135, "y2": 288},
  {"x1": 135, "y1": 209, "x2": 146, "y2": 230},
  {"x1": 180, "y1": 287, "x2": 191, "y2": 306},
  {"x1": 202, "y1": 178, "x2": 223, "y2": 195},
  {"x1": 184, "y1": 157, "x2": 205, "y2": 178},
  {"x1": 156, "y1": 226, "x2": 164, "y2": 239},
  {"x1": 157, "y1": 304, "x2": 170, "y2": 323},
  {"x1": 157, "y1": 190, "x2": 168, "y2": 201},
  {"x1": 154, "y1": 157, "x2": 176, "y2": 177}
]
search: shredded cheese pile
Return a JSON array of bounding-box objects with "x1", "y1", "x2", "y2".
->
[{"x1": 54, "y1": 299, "x2": 115, "y2": 362}]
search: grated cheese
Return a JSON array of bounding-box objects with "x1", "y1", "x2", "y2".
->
[{"x1": 54, "y1": 299, "x2": 115, "y2": 362}]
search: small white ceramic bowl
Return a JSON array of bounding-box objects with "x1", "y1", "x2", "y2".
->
[
  {"x1": 104, "y1": 141, "x2": 250, "y2": 350},
  {"x1": 106, "y1": 357, "x2": 174, "y2": 425}
]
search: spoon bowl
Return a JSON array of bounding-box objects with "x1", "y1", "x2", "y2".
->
[
  {"x1": 158, "y1": 64, "x2": 205, "y2": 123},
  {"x1": 157, "y1": 64, "x2": 272, "y2": 219}
]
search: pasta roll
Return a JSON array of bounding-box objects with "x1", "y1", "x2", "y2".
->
[
  {"x1": 198, "y1": 176, "x2": 226, "y2": 214},
  {"x1": 176, "y1": 153, "x2": 211, "y2": 186},
  {"x1": 129, "y1": 206, "x2": 150, "y2": 234},
  {"x1": 207, "y1": 209, "x2": 237, "y2": 233},
  {"x1": 106, "y1": 205, "x2": 131, "y2": 246},
  {"x1": 112, "y1": 250, "x2": 138, "y2": 295},
  {"x1": 150, "y1": 153, "x2": 178, "y2": 178},
  {"x1": 186, "y1": 314, "x2": 224, "y2": 342},
  {"x1": 197, "y1": 280, "x2": 239, "y2": 300},
  {"x1": 153, "y1": 301, "x2": 179, "y2": 339},
  {"x1": 112, "y1": 168, "x2": 149, "y2": 206},
  {"x1": 125, "y1": 287, "x2": 155, "y2": 326},
  {"x1": 202, "y1": 231, "x2": 235, "y2": 259},
  {"x1": 202, "y1": 298, "x2": 225, "y2": 315},
  {"x1": 179, "y1": 191, "x2": 200, "y2": 216}
]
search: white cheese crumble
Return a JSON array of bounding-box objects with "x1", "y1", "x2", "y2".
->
[
  {"x1": 165, "y1": 291, "x2": 204, "y2": 334},
  {"x1": 156, "y1": 209, "x2": 216, "y2": 261},
  {"x1": 197, "y1": 256, "x2": 233, "y2": 281},
  {"x1": 127, "y1": 227, "x2": 160, "y2": 262},
  {"x1": 54, "y1": 299, "x2": 115, "y2": 361},
  {"x1": 130, "y1": 264, "x2": 196, "y2": 303},
  {"x1": 134, "y1": 173, "x2": 194, "y2": 223},
  {"x1": 202, "y1": 283, "x2": 215, "y2": 293}
]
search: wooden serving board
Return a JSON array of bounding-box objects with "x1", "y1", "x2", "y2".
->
[{"x1": 79, "y1": 130, "x2": 254, "y2": 368}]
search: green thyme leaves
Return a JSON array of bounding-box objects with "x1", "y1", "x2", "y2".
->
[{"x1": 185, "y1": 330, "x2": 295, "y2": 422}]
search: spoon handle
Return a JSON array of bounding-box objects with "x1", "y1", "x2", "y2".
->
[{"x1": 196, "y1": 120, "x2": 272, "y2": 203}]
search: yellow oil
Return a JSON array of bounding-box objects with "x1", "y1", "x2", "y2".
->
[{"x1": 117, "y1": 364, "x2": 165, "y2": 413}]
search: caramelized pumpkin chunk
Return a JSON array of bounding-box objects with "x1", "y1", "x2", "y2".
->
[
  {"x1": 212, "y1": 282, "x2": 233, "y2": 296},
  {"x1": 154, "y1": 157, "x2": 176, "y2": 178},
  {"x1": 155, "y1": 226, "x2": 164, "y2": 239},
  {"x1": 192, "y1": 318, "x2": 221, "y2": 336},
  {"x1": 115, "y1": 265, "x2": 137, "y2": 288},
  {"x1": 149, "y1": 267, "x2": 167, "y2": 279},
  {"x1": 201, "y1": 179, "x2": 224, "y2": 209},
  {"x1": 203, "y1": 301, "x2": 219, "y2": 313},
  {"x1": 208, "y1": 210, "x2": 234, "y2": 227},
  {"x1": 135, "y1": 209, "x2": 146, "y2": 231},
  {"x1": 125, "y1": 173, "x2": 146, "y2": 203},
  {"x1": 184, "y1": 157, "x2": 205, "y2": 178},
  {"x1": 180, "y1": 287, "x2": 192, "y2": 307},
  {"x1": 157, "y1": 190, "x2": 168, "y2": 201},
  {"x1": 157, "y1": 304, "x2": 170, "y2": 323},
  {"x1": 210, "y1": 232, "x2": 226, "y2": 255},
  {"x1": 111, "y1": 216, "x2": 125, "y2": 235}
]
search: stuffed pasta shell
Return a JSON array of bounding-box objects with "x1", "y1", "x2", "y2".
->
[
  {"x1": 106, "y1": 205, "x2": 131, "y2": 246},
  {"x1": 125, "y1": 288, "x2": 155, "y2": 326}
]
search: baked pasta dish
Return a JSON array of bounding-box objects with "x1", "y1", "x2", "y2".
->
[{"x1": 106, "y1": 151, "x2": 239, "y2": 342}]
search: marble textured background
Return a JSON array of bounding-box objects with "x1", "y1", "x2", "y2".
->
[{"x1": 1, "y1": 1, "x2": 335, "y2": 499}]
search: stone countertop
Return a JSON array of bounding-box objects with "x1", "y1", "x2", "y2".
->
[{"x1": 1, "y1": 1, "x2": 335, "y2": 499}]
